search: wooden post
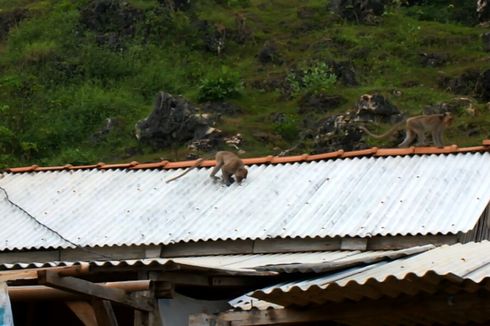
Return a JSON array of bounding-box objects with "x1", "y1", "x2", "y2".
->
[
  {"x1": 92, "y1": 299, "x2": 119, "y2": 326},
  {"x1": 66, "y1": 301, "x2": 97, "y2": 326},
  {"x1": 134, "y1": 272, "x2": 163, "y2": 326}
]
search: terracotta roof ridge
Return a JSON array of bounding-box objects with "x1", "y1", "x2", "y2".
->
[{"x1": 4, "y1": 140, "x2": 490, "y2": 173}]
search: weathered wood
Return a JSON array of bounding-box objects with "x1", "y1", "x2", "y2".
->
[
  {"x1": 9, "y1": 280, "x2": 151, "y2": 301},
  {"x1": 196, "y1": 291, "x2": 490, "y2": 326},
  {"x1": 0, "y1": 264, "x2": 89, "y2": 282},
  {"x1": 162, "y1": 240, "x2": 254, "y2": 257},
  {"x1": 66, "y1": 301, "x2": 98, "y2": 326},
  {"x1": 0, "y1": 250, "x2": 59, "y2": 265},
  {"x1": 135, "y1": 272, "x2": 161, "y2": 326},
  {"x1": 341, "y1": 237, "x2": 367, "y2": 250},
  {"x1": 92, "y1": 299, "x2": 118, "y2": 326},
  {"x1": 61, "y1": 245, "x2": 161, "y2": 261},
  {"x1": 0, "y1": 245, "x2": 161, "y2": 265},
  {"x1": 37, "y1": 271, "x2": 153, "y2": 311},
  {"x1": 367, "y1": 234, "x2": 457, "y2": 250},
  {"x1": 253, "y1": 238, "x2": 341, "y2": 253}
]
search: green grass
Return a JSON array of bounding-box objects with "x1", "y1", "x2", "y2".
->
[{"x1": 0, "y1": 0, "x2": 487, "y2": 166}]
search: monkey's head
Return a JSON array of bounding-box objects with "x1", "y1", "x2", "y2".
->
[
  {"x1": 235, "y1": 167, "x2": 248, "y2": 184},
  {"x1": 442, "y1": 112, "x2": 453, "y2": 127}
]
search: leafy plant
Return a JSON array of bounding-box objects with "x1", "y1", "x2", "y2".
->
[
  {"x1": 198, "y1": 67, "x2": 243, "y2": 102},
  {"x1": 287, "y1": 62, "x2": 337, "y2": 97},
  {"x1": 274, "y1": 114, "x2": 299, "y2": 142}
]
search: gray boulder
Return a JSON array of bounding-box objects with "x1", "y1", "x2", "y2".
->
[
  {"x1": 135, "y1": 92, "x2": 215, "y2": 148},
  {"x1": 355, "y1": 94, "x2": 402, "y2": 123}
]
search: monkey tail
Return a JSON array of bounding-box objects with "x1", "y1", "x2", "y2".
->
[
  {"x1": 359, "y1": 120, "x2": 405, "y2": 139},
  {"x1": 165, "y1": 158, "x2": 204, "y2": 183}
]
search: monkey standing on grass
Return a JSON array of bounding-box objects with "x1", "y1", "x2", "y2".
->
[
  {"x1": 166, "y1": 151, "x2": 248, "y2": 186},
  {"x1": 359, "y1": 112, "x2": 453, "y2": 148}
]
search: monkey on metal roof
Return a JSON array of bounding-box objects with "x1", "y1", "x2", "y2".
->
[
  {"x1": 359, "y1": 112, "x2": 453, "y2": 148},
  {"x1": 166, "y1": 151, "x2": 248, "y2": 186}
]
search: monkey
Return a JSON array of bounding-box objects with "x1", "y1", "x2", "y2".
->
[
  {"x1": 165, "y1": 158, "x2": 204, "y2": 183},
  {"x1": 165, "y1": 151, "x2": 248, "y2": 186},
  {"x1": 359, "y1": 112, "x2": 453, "y2": 148},
  {"x1": 210, "y1": 151, "x2": 248, "y2": 186}
]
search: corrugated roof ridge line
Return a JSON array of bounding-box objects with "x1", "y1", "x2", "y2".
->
[{"x1": 4, "y1": 141, "x2": 490, "y2": 173}]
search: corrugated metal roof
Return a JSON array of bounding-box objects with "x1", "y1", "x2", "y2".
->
[
  {"x1": 0, "y1": 247, "x2": 429, "y2": 274},
  {"x1": 0, "y1": 152, "x2": 489, "y2": 250},
  {"x1": 251, "y1": 241, "x2": 490, "y2": 306}
]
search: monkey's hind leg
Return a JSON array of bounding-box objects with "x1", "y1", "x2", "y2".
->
[
  {"x1": 414, "y1": 130, "x2": 427, "y2": 147},
  {"x1": 432, "y1": 130, "x2": 444, "y2": 148},
  {"x1": 398, "y1": 130, "x2": 416, "y2": 148}
]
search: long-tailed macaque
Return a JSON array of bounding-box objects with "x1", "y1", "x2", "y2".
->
[
  {"x1": 166, "y1": 151, "x2": 248, "y2": 186},
  {"x1": 166, "y1": 158, "x2": 204, "y2": 183},
  {"x1": 359, "y1": 112, "x2": 453, "y2": 148},
  {"x1": 210, "y1": 151, "x2": 248, "y2": 186}
]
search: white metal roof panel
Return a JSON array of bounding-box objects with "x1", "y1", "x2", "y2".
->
[
  {"x1": 0, "y1": 247, "x2": 428, "y2": 273},
  {"x1": 251, "y1": 241, "x2": 490, "y2": 306},
  {"x1": 0, "y1": 152, "x2": 489, "y2": 250}
]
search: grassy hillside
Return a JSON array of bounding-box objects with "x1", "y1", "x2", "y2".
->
[{"x1": 0, "y1": 0, "x2": 488, "y2": 166}]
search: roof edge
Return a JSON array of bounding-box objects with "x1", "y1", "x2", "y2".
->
[{"x1": 5, "y1": 140, "x2": 490, "y2": 173}]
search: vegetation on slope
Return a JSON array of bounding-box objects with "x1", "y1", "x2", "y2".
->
[{"x1": 0, "y1": 0, "x2": 488, "y2": 166}]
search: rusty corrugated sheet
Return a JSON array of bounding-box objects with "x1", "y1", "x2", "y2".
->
[
  {"x1": 251, "y1": 241, "x2": 490, "y2": 306},
  {"x1": 0, "y1": 152, "x2": 488, "y2": 250}
]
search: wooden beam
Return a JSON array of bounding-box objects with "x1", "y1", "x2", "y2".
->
[
  {"x1": 367, "y1": 235, "x2": 457, "y2": 250},
  {"x1": 0, "y1": 264, "x2": 90, "y2": 282},
  {"x1": 341, "y1": 237, "x2": 367, "y2": 250},
  {"x1": 92, "y1": 299, "x2": 118, "y2": 326},
  {"x1": 37, "y1": 271, "x2": 153, "y2": 312},
  {"x1": 66, "y1": 301, "x2": 97, "y2": 326},
  {"x1": 9, "y1": 280, "x2": 151, "y2": 301}
]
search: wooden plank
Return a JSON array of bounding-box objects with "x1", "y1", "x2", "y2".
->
[
  {"x1": 367, "y1": 235, "x2": 457, "y2": 250},
  {"x1": 66, "y1": 301, "x2": 97, "y2": 326},
  {"x1": 9, "y1": 281, "x2": 150, "y2": 301},
  {"x1": 152, "y1": 272, "x2": 209, "y2": 286},
  {"x1": 162, "y1": 240, "x2": 254, "y2": 257},
  {"x1": 60, "y1": 245, "x2": 149, "y2": 261},
  {"x1": 0, "y1": 245, "x2": 161, "y2": 265},
  {"x1": 92, "y1": 299, "x2": 118, "y2": 326},
  {"x1": 0, "y1": 264, "x2": 89, "y2": 282},
  {"x1": 254, "y1": 238, "x2": 341, "y2": 253},
  {"x1": 0, "y1": 250, "x2": 59, "y2": 264},
  {"x1": 37, "y1": 271, "x2": 153, "y2": 312},
  {"x1": 341, "y1": 237, "x2": 367, "y2": 250}
]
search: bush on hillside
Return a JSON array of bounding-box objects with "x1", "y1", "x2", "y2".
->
[
  {"x1": 198, "y1": 67, "x2": 243, "y2": 102},
  {"x1": 287, "y1": 62, "x2": 337, "y2": 97}
]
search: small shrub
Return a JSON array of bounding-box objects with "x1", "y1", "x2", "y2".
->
[
  {"x1": 197, "y1": 67, "x2": 243, "y2": 102},
  {"x1": 21, "y1": 41, "x2": 58, "y2": 63},
  {"x1": 54, "y1": 148, "x2": 97, "y2": 166},
  {"x1": 0, "y1": 126, "x2": 18, "y2": 154},
  {"x1": 287, "y1": 62, "x2": 337, "y2": 97},
  {"x1": 216, "y1": 0, "x2": 251, "y2": 8},
  {"x1": 274, "y1": 114, "x2": 299, "y2": 142}
]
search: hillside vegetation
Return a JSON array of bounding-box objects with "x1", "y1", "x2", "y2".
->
[{"x1": 0, "y1": 0, "x2": 488, "y2": 166}]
